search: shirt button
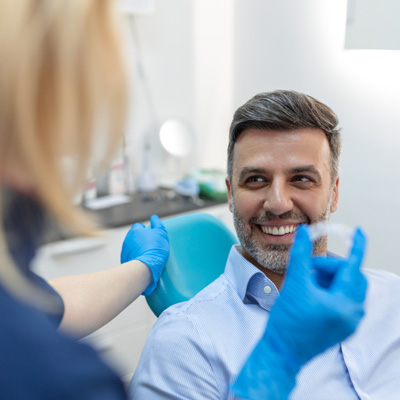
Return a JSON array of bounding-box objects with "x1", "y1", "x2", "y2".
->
[{"x1": 264, "y1": 285, "x2": 272, "y2": 294}]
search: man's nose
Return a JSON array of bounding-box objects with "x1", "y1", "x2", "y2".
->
[{"x1": 263, "y1": 181, "x2": 293, "y2": 216}]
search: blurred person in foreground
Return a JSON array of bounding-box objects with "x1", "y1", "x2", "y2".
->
[{"x1": 0, "y1": 1, "x2": 169, "y2": 399}]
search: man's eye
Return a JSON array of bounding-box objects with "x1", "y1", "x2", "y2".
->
[
  {"x1": 247, "y1": 176, "x2": 265, "y2": 183},
  {"x1": 243, "y1": 176, "x2": 267, "y2": 188},
  {"x1": 292, "y1": 175, "x2": 313, "y2": 183}
]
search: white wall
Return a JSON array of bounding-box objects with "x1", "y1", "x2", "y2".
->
[
  {"x1": 122, "y1": 0, "x2": 400, "y2": 274},
  {"x1": 122, "y1": 0, "x2": 235, "y2": 185},
  {"x1": 122, "y1": 0, "x2": 196, "y2": 186},
  {"x1": 346, "y1": 0, "x2": 400, "y2": 49}
]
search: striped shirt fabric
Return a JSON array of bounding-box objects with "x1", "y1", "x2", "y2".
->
[{"x1": 130, "y1": 245, "x2": 400, "y2": 400}]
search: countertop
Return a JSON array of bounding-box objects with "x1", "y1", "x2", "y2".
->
[
  {"x1": 85, "y1": 190, "x2": 227, "y2": 229},
  {"x1": 44, "y1": 189, "x2": 228, "y2": 243}
]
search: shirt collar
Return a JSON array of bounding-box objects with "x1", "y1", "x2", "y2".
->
[{"x1": 224, "y1": 245, "x2": 279, "y2": 311}]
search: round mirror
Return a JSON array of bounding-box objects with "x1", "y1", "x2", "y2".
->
[{"x1": 159, "y1": 118, "x2": 194, "y2": 158}]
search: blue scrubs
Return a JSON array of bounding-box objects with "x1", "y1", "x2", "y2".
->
[{"x1": 0, "y1": 189, "x2": 128, "y2": 399}]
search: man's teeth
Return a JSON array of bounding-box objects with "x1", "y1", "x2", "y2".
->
[{"x1": 261, "y1": 225, "x2": 298, "y2": 235}]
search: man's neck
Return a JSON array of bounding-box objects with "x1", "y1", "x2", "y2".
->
[
  {"x1": 240, "y1": 245, "x2": 328, "y2": 291},
  {"x1": 239, "y1": 247, "x2": 286, "y2": 290}
]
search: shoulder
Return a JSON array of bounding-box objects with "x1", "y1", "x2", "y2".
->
[
  {"x1": 343, "y1": 269, "x2": 400, "y2": 391},
  {"x1": 157, "y1": 274, "x2": 232, "y2": 320},
  {"x1": 147, "y1": 275, "x2": 232, "y2": 350},
  {"x1": 363, "y1": 268, "x2": 400, "y2": 297},
  {"x1": 363, "y1": 267, "x2": 400, "y2": 281},
  {"x1": 131, "y1": 299, "x2": 223, "y2": 399},
  {"x1": 153, "y1": 272, "x2": 248, "y2": 344},
  {"x1": 360, "y1": 268, "x2": 400, "y2": 326},
  {"x1": 130, "y1": 275, "x2": 248, "y2": 399},
  {"x1": 131, "y1": 272, "x2": 267, "y2": 399}
]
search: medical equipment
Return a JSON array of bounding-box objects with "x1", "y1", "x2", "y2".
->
[
  {"x1": 145, "y1": 213, "x2": 238, "y2": 317},
  {"x1": 309, "y1": 221, "x2": 354, "y2": 246}
]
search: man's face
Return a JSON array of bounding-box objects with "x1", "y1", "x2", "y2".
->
[{"x1": 226, "y1": 128, "x2": 339, "y2": 276}]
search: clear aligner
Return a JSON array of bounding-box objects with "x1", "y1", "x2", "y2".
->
[{"x1": 308, "y1": 221, "x2": 355, "y2": 247}]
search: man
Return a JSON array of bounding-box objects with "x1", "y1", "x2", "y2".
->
[{"x1": 130, "y1": 91, "x2": 400, "y2": 399}]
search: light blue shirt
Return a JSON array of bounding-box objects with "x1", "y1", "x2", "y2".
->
[{"x1": 130, "y1": 245, "x2": 400, "y2": 400}]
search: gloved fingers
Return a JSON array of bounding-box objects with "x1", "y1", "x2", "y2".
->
[
  {"x1": 285, "y1": 225, "x2": 313, "y2": 283},
  {"x1": 311, "y1": 256, "x2": 345, "y2": 288},
  {"x1": 121, "y1": 223, "x2": 147, "y2": 263},
  {"x1": 335, "y1": 261, "x2": 367, "y2": 302},
  {"x1": 150, "y1": 214, "x2": 165, "y2": 230},
  {"x1": 340, "y1": 228, "x2": 366, "y2": 284},
  {"x1": 347, "y1": 228, "x2": 367, "y2": 270},
  {"x1": 331, "y1": 228, "x2": 367, "y2": 300},
  {"x1": 130, "y1": 222, "x2": 146, "y2": 232},
  {"x1": 312, "y1": 256, "x2": 344, "y2": 274},
  {"x1": 350, "y1": 271, "x2": 368, "y2": 302}
]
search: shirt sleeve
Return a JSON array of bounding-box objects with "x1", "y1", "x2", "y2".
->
[{"x1": 129, "y1": 310, "x2": 222, "y2": 400}]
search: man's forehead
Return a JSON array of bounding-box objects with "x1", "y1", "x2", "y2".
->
[{"x1": 232, "y1": 128, "x2": 332, "y2": 174}]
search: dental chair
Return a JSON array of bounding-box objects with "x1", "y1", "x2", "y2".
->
[{"x1": 146, "y1": 212, "x2": 238, "y2": 317}]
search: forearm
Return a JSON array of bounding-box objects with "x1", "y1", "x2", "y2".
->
[{"x1": 50, "y1": 260, "x2": 151, "y2": 338}]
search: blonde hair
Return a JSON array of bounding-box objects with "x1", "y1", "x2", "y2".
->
[{"x1": 0, "y1": 0, "x2": 128, "y2": 304}]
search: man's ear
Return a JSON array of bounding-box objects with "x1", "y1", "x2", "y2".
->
[
  {"x1": 226, "y1": 177, "x2": 233, "y2": 212},
  {"x1": 330, "y1": 176, "x2": 339, "y2": 213}
]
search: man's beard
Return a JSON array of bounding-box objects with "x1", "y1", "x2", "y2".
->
[{"x1": 232, "y1": 193, "x2": 333, "y2": 275}]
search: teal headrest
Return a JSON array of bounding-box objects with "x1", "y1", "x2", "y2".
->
[{"x1": 146, "y1": 212, "x2": 238, "y2": 317}]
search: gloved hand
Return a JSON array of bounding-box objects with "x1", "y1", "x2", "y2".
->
[
  {"x1": 232, "y1": 225, "x2": 367, "y2": 400},
  {"x1": 121, "y1": 215, "x2": 169, "y2": 295}
]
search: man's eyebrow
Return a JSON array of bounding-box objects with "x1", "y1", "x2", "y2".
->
[
  {"x1": 237, "y1": 165, "x2": 323, "y2": 181},
  {"x1": 237, "y1": 167, "x2": 267, "y2": 181},
  {"x1": 289, "y1": 165, "x2": 322, "y2": 178}
]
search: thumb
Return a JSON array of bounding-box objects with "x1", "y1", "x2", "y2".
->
[
  {"x1": 150, "y1": 214, "x2": 164, "y2": 229},
  {"x1": 286, "y1": 225, "x2": 313, "y2": 282}
]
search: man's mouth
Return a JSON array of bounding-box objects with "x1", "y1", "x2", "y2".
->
[{"x1": 259, "y1": 225, "x2": 299, "y2": 236}]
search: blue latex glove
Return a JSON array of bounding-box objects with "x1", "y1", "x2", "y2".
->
[
  {"x1": 232, "y1": 225, "x2": 367, "y2": 400},
  {"x1": 121, "y1": 215, "x2": 169, "y2": 296}
]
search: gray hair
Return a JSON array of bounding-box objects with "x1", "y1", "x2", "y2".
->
[{"x1": 227, "y1": 90, "x2": 341, "y2": 183}]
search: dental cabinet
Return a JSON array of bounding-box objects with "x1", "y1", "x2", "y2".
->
[{"x1": 32, "y1": 195, "x2": 232, "y2": 385}]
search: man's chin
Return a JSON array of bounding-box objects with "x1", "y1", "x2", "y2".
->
[
  {"x1": 260, "y1": 260, "x2": 288, "y2": 275},
  {"x1": 249, "y1": 246, "x2": 290, "y2": 275}
]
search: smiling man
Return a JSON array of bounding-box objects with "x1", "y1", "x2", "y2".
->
[
  {"x1": 228, "y1": 127, "x2": 338, "y2": 288},
  {"x1": 226, "y1": 91, "x2": 340, "y2": 289},
  {"x1": 130, "y1": 91, "x2": 400, "y2": 400}
]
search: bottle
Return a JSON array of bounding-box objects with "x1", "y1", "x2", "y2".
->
[
  {"x1": 83, "y1": 168, "x2": 97, "y2": 202},
  {"x1": 108, "y1": 147, "x2": 126, "y2": 196},
  {"x1": 136, "y1": 144, "x2": 158, "y2": 194}
]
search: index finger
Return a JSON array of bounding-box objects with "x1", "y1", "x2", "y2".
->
[
  {"x1": 347, "y1": 228, "x2": 367, "y2": 270},
  {"x1": 131, "y1": 222, "x2": 146, "y2": 232}
]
